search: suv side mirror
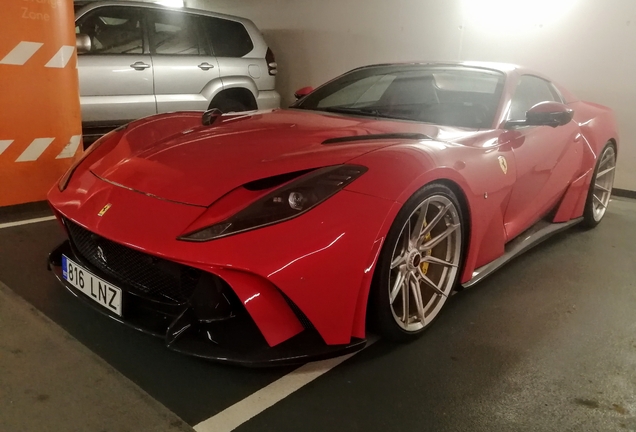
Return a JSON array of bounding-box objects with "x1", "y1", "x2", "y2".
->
[
  {"x1": 76, "y1": 34, "x2": 91, "y2": 54},
  {"x1": 506, "y1": 101, "x2": 574, "y2": 129},
  {"x1": 294, "y1": 86, "x2": 314, "y2": 100}
]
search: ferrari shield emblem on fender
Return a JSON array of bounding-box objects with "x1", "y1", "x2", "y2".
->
[
  {"x1": 98, "y1": 203, "x2": 112, "y2": 217},
  {"x1": 498, "y1": 156, "x2": 508, "y2": 174}
]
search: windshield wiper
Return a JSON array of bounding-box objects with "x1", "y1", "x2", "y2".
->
[
  {"x1": 319, "y1": 106, "x2": 415, "y2": 122},
  {"x1": 321, "y1": 106, "x2": 382, "y2": 116}
]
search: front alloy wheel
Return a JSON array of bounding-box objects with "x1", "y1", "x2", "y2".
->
[{"x1": 370, "y1": 183, "x2": 464, "y2": 340}]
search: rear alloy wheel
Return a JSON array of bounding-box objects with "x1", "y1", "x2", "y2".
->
[
  {"x1": 370, "y1": 184, "x2": 464, "y2": 341},
  {"x1": 583, "y1": 143, "x2": 616, "y2": 228}
]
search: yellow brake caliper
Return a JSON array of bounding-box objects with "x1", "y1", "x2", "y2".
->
[{"x1": 420, "y1": 223, "x2": 432, "y2": 275}]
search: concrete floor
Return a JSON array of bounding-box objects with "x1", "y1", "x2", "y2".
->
[{"x1": 1, "y1": 197, "x2": 635, "y2": 431}]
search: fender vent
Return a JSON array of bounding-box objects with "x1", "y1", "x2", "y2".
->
[{"x1": 279, "y1": 292, "x2": 314, "y2": 330}]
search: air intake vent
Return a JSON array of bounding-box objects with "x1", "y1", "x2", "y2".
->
[{"x1": 322, "y1": 133, "x2": 430, "y2": 145}]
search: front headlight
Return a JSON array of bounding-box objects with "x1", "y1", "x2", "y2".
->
[{"x1": 179, "y1": 164, "x2": 367, "y2": 242}]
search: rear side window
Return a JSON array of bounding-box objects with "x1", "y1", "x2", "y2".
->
[
  {"x1": 148, "y1": 11, "x2": 208, "y2": 55},
  {"x1": 76, "y1": 6, "x2": 144, "y2": 54},
  {"x1": 200, "y1": 17, "x2": 253, "y2": 57}
]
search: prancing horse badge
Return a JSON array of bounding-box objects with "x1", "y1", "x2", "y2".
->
[
  {"x1": 98, "y1": 203, "x2": 112, "y2": 217},
  {"x1": 498, "y1": 156, "x2": 508, "y2": 175}
]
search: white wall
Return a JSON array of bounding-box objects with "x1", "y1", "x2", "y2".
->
[{"x1": 186, "y1": 0, "x2": 636, "y2": 190}]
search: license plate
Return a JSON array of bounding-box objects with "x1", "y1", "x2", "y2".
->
[{"x1": 62, "y1": 255, "x2": 122, "y2": 316}]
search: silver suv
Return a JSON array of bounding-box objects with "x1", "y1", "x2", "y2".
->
[{"x1": 74, "y1": 1, "x2": 280, "y2": 141}]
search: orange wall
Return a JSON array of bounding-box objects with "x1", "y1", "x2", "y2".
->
[{"x1": 0, "y1": 0, "x2": 82, "y2": 207}]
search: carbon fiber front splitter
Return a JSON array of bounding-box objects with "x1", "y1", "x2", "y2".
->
[{"x1": 48, "y1": 240, "x2": 366, "y2": 367}]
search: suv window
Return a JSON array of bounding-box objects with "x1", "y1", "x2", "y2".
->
[
  {"x1": 200, "y1": 17, "x2": 253, "y2": 57},
  {"x1": 76, "y1": 7, "x2": 144, "y2": 54},
  {"x1": 509, "y1": 75, "x2": 561, "y2": 120},
  {"x1": 148, "y1": 11, "x2": 208, "y2": 56}
]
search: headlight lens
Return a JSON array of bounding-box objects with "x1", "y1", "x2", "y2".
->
[{"x1": 180, "y1": 164, "x2": 367, "y2": 242}]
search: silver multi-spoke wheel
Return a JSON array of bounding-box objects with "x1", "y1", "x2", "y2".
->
[
  {"x1": 591, "y1": 146, "x2": 616, "y2": 222},
  {"x1": 388, "y1": 195, "x2": 462, "y2": 332}
]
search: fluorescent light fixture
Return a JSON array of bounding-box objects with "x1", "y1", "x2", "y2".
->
[
  {"x1": 462, "y1": 0, "x2": 575, "y2": 30},
  {"x1": 155, "y1": 0, "x2": 184, "y2": 7}
]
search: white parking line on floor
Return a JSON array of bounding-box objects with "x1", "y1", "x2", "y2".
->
[
  {"x1": 194, "y1": 337, "x2": 378, "y2": 432},
  {"x1": 0, "y1": 216, "x2": 56, "y2": 230}
]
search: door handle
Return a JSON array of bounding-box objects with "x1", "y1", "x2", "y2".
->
[
  {"x1": 198, "y1": 62, "x2": 214, "y2": 71},
  {"x1": 130, "y1": 61, "x2": 151, "y2": 71}
]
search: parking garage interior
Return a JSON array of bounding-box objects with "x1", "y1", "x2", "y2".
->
[{"x1": 2, "y1": 1, "x2": 636, "y2": 431}]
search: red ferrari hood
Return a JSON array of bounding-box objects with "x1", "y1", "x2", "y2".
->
[{"x1": 89, "y1": 109, "x2": 474, "y2": 206}]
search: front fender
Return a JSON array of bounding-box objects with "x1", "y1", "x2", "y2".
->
[{"x1": 346, "y1": 141, "x2": 516, "y2": 283}]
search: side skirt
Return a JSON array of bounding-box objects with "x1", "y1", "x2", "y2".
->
[{"x1": 462, "y1": 217, "x2": 583, "y2": 288}]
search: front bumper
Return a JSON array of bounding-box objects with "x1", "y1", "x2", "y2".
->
[{"x1": 48, "y1": 240, "x2": 366, "y2": 367}]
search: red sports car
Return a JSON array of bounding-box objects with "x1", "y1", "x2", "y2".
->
[{"x1": 48, "y1": 62, "x2": 618, "y2": 365}]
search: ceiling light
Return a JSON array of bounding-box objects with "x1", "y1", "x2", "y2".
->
[{"x1": 462, "y1": 0, "x2": 576, "y2": 31}]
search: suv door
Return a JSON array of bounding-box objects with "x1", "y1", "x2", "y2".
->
[
  {"x1": 502, "y1": 75, "x2": 582, "y2": 240},
  {"x1": 147, "y1": 10, "x2": 221, "y2": 113},
  {"x1": 76, "y1": 6, "x2": 156, "y2": 126}
]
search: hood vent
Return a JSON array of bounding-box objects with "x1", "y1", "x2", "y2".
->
[{"x1": 322, "y1": 133, "x2": 430, "y2": 145}]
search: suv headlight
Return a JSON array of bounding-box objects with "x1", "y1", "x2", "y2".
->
[{"x1": 179, "y1": 164, "x2": 367, "y2": 242}]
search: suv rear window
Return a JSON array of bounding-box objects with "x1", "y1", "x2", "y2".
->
[{"x1": 200, "y1": 17, "x2": 253, "y2": 57}]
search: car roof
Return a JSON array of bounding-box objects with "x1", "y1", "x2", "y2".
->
[
  {"x1": 73, "y1": 0, "x2": 253, "y2": 24},
  {"x1": 350, "y1": 61, "x2": 536, "y2": 78}
]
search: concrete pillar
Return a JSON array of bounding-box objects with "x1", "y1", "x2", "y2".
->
[{"x1": 0, "y1": 0, "x2": 82, "y2": 207}]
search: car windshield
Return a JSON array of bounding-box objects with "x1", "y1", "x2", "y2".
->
[{"x1": 294, "y1": 65, "x2": 505, "y2": 129}]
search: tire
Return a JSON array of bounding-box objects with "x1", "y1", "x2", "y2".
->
[
  {"x1": 211, "y1": 99, "x2": 248, "y2": 114},
  {"x1": 582, "y1": 142, "x2": 616, "y2": 229},
  {"x1": 369, "y1": 183, "x2": 465, "y2": 341}
]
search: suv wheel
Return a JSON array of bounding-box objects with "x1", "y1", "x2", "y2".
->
[{"x1": 212, "y1": 99, "x2": 248, "y2": 114}]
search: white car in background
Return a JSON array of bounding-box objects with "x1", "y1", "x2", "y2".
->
[{"x1": 74, "y1": 1, "x2": 280, "y2": 143}]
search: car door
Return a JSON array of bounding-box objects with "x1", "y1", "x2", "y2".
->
[
  {"x1": 76, "y1": 6, "x2": 156, "y2": 126},
  {"x1": 502, "y1": 75, "x2": 583, "y2": 241},
  {"x1": 147, "y1": 10, "x2": 221, "y2": 113}
]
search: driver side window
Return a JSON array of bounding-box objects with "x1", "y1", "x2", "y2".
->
[
  {"x1": 76, "y1": 7, "x2": 144, "y2": 55},
  {"x1": 508, "y1": 75, "x2": 561, "y2": 121}
]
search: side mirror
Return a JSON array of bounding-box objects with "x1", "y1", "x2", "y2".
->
[
  {"x1": 525, "y1": 101, "x2": 573, "y2": 127},
  {"x1": 294, "y1": 86, "x2": 314, "y2": 100},
  {"x1": 76, "y1": 34, "x2": 91, "y2": 54},
  {"x1": 505, "y1": 101, "x2": 574, "y2": 129}
]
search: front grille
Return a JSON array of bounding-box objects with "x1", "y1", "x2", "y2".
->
[{"x1": 64, "y1": 219, "x2": 201, "y2": 304}]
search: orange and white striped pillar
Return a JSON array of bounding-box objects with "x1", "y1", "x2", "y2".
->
[{"x1": 0, "y1": 0, "x2": 82, "y2": 207}]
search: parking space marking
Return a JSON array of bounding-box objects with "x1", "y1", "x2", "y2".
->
[
  {"x1": 194, "y1": 338, "x2": 378, "y2": 432},
  {"x1": 0, "y1": 216, "x2": 56, "y2": 230}
]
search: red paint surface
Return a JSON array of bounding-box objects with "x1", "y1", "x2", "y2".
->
[{"x1": 49, "y1": 64, "x2": 619, "y2": 346}]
